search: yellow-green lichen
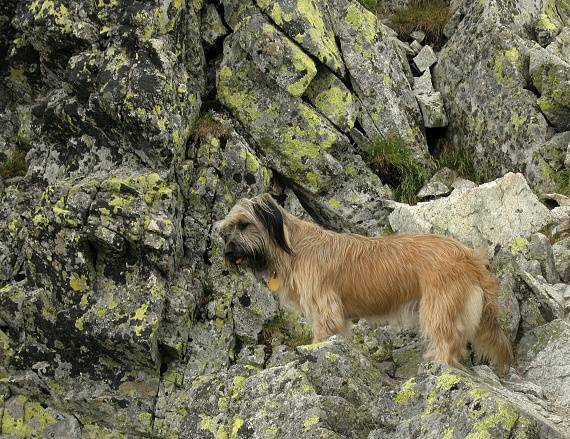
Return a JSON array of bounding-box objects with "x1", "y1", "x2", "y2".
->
[
  {"x1": 465, "y1": 402, "x2": 518, "y2": 439},
  {"x1": 70, "y1": 275, "x2": 90, "y2": 292},
  {"x1": 231, "y1": 376, "x2": 247, "y2": 400},
  {"x1": 230, "y1": 417, "x2": 244, "y2": 439},
  {"x1": 327, "y1": 198, "x2": 342, "y2": 209},
  {"x1": 303, "y1": 415, "x2": 320, "y2": 431},
  {"x1": 29, "y1": 0, "x2": 74, "y2": 33},
  {"x1": 394, "y1": 378, "x2": 416, "y2": 405},
  {"x1": 510, "y1": 113, "x2": 526, "y2": 129},
  {"x1": 132, "y1": 303, "x2": 149, "y2": 321},
  {"x1": 1, "y1": 395, "x2": 56, "y2": 437},
  {"x1": 510, "y1": 236, "x2": 528, "y2": 255},
  {"x1": 33, "y1": 213, "x2": 49, "y2": 226},
  {"x1": 75, "y1": 316, "x2": 85, "y2": 331}
]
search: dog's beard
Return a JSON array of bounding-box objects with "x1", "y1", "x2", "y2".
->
[{"x1": 225, "y1": 247, "x2": 268, "y2": 273}]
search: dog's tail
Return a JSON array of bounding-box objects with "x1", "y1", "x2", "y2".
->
[{"x1": 472, "y1": 272, "x2": 513, "y2": 373}]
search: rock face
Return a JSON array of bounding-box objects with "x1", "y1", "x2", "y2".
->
[
  {"x1": 1, "y1": 0, "x2": 570, "y2": 438},
  {"x1": 433, "y1": 0, "x2": 570, "y2": 192}
]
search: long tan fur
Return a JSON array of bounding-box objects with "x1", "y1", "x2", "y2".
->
[{"x1": 217, "y1": 193, "x2": 513, "y2": 372}]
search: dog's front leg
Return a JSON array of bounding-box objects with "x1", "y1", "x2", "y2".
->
[{"x1": 310, "y1": 291, "x2": 347, "y2": 343}]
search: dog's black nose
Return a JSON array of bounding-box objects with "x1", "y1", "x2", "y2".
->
[{"x1": 224, "y1": 249, "x2": 235, "y2": 260}]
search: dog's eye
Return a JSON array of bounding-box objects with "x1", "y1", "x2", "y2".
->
[{"x1": 238, "y1": 222, "x2": 250, "y2": 231}]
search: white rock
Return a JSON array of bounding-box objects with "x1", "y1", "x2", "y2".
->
[
  {"x1": 389, "y1": 173, "x2": 554, "y2": 256},
  {"x1": 413, "y1": 45, "x2": 437, "y2": 72}
]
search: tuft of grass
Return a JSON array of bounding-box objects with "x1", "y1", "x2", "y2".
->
[
  {"x1": 434, "y1": 143, "x2": 488, "y2": 184},
  {"x1": 554, "y1": 169, "x2": 570, "y2": 196},
  {"x1": 0, "y1": 149, "x2": 27, "y2": 180},
  {"x1": 389, "y1": 0, "x2": 450, "y2": 49},
  {"x1": 260, "y1": 311, "x2": 313, "y2": 349},
  {"x1": 190, "y1": 112, "x2": 230, "y2": 143},
  {"x1": 363, "y1": 135, "x2": 429, "y2": 204},
  {"x1": 357, "y1": 0, "x2": 383, "y2": 13}
]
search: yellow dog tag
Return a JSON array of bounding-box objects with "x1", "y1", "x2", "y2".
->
[{"x1": 267, "y1": 274, "x2": 281, "y2": 292}]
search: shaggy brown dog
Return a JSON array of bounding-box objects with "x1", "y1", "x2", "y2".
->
[{"x1": 217, "y1": 193, "x2": 513, "y2": 371}]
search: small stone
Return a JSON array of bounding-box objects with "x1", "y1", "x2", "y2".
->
[
  {"x1": 410, "y1": 30, "x2": 426, "y2": 44},
  {"x1": 415, "y1": 91, "x2": 449, "y2": 127},
  {"x1": 451, "y1": 178, "x2": 477, "y2": 191},
  {"x1": 534, "y1": 14, "x2": 561, "y2": 47},
  {"x1": 553, "y1": 237, "x2": 570, "y2": 282},
  {"x1": 528, "y1": 232, "x2": 559, "y2": 283},
  {"x1": 410, "y1": 40, "x2": 422, "y2": 55},
  {"x1": 413, "y1": 69, "x2": 433, "y2": 93},
  {"x1": 413, "y1": 45, "x2": 437, "y2": 72}
]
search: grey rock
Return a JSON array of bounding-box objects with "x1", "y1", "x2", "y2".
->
[
  {"x1": 530, "y1": 47, "x2": 570, "y2": 131},
  {"x1": 519, "y1": 271, "x2": 565, "y2": 320},
  {"x1": 528, "y1": 233, "x2": 559, "y2": 283},
  {"x1": 389, "y1": 173, "x2": 553, "y2": 257},
  {"x1": 410, "y1": 39, "x2": 422, "y2": 55},
  {"x1": 517, "y1": 319, "x2": 570, "y2": 410},
  {"x1": 547, "y1": 27, "x2": 570, "y2": 63},
  {"x1": 451, "y1": 178, "x2": 477, "y2": 191},
  {"x1": 413, "y1": 45, "x2": 437, "y2": 72},
  {"x1": 416, "y1": 168, "x2": 456, "y2": 200},
  {"x1": 413, "y1": 69, "x2": 434, "y2": 93},
  {"x1": 552, "y1": 237, "x2": 570, "y2": 282},
  {"x1": 415, "y1": 91, "x2": 449, "y2": 127},
  {"x1": 535, "y1": 14, "x2": 562, "y2": 47},
  {"x1": 201, "y1": 3, "x2": 229, "y2": 46}
]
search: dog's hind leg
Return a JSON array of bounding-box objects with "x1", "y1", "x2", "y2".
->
[
  {"x1": 309, "y1": 290, "x2": 346, "y2": 343},
  {"x1": 419, "y1": 284, "x2": 469, "y2": 369}
]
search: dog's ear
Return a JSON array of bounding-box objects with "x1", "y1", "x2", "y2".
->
[{"x1": 253, "y1": 194, "x2": 293, "y2": 254}]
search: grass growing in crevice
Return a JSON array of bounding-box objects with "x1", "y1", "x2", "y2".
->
[
  {"x1": 190, "y1": 112, "x2": 230, "y2": 143},
  {"x1": 389, "y1": 0, "x2": 450, "y2": 48},
  {"x1": 363, "y1": 135, "x2": 429, "y2": 204},
  {"x1": 0, "y1": 149, "x2": 27, "y2": 180},
  {"x1": 553, "y1": 169, "x2": 570, "y2": 196},
  {"x1": 259, "y1": 310, "x2": 313, "y2": 349},
  {"x1": 434, "y1": 143, "x2": 489, "y2": 184},
  {"x1": 357, "y1": 0, "x2": 383, "y2": 13}
]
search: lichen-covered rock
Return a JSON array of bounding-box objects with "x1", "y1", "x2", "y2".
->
[
  {"x1": 534, "y1": 14, "x2": 561, "y2": 47},
  {"x1": 417, "y1": 167, "x2": 455, "y2": 200},
  {"x1": 378, "y1": 363, "x2": 565, "y2": 438},
  {"x1": 530, "y1": 47, "x2": 570, "y2": 131},
  {"x1": 201, "y1": 3, "x2": 228, "y2": 47},
  {"x1": 252, "y1": 0, "x2": 346, "y2": 77},
  {"x1": 433, "y1": 0, "x2": 553, "y2": 190},
  {"x1": 181, "y1": 338, "x2": 391, "y2": 438},
  {"x1": 389, "y1": 173, "x2": 553, "y2": 256},
  {"x1": 234, "y1": 8, "x2": 317, "y2": 97},
  {"x1": 217, "y1": 35, "x2": 393, "y2": 234},
  {"x1": 415, "y1": 91, "x2": 449, "y2": 128},
  {"x1": 329, "y1": 0, "x2": 430, "y2": 162},
  {"x1": 304, "y1": 66, "x2": 358, "y2": 132}
]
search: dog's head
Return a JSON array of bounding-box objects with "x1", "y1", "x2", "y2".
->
[{"x1": 216, "y1": 193, "x2": 292, "y2": 272}]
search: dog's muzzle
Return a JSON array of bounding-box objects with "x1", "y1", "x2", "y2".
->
[{"x1": 224, "y1": 242, "x2": 247, "y2": 266}]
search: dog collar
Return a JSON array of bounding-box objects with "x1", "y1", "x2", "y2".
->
[{"x1": 267, "y1": 272, "x2": 281, "y2": 292}]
